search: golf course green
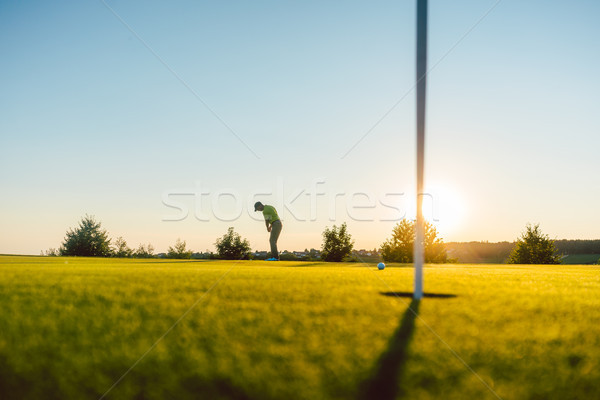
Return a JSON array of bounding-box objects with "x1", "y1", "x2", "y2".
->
[{"x1": 0, "y1": 256, "x2": 598, "y2": 399}]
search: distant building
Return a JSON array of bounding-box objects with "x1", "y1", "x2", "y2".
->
[
  {"x1": 353, "y1": 249, "x2": 380, "y2": 258},
  {"x1": 253, "y1": 251, "x2": 268, "y2": 260}
]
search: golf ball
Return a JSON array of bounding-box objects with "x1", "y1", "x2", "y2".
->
[{"x1": 377, "y1": 262, "x2": 385, "y2": 270}]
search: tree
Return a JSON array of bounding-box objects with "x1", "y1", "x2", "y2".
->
[
  {"x1": 167, "y1": 238, "x2": 193, "y2": 259},
  {"x1": 321, "y1": 223, "x2": 354, "y2": 262},
  {"x1": 508, "y1": 224, "x2": 560, "y2": 264},
  {"x1": 380, "y1": 219, "x2": 413, "y2": 263},
  {"x1": 112, "y1": 236, "x2": 133, "y2": 258},
  {"x1": 424, "y1": 221, "x2": 448, "y2": 263},
  {"x1": 43, "y1": 248, "x2": 59, "y2": 256},
  {"x1": 60, "y1": 215, "x2": 111, "y2": 257},
  {"x1": 380, "y1": 219, "x2": 448, "y2": 263},
  {"x1": 133, "y1": 243, "x2": 155, "y2": 258},
  {"x1": 214, "y1": 228, "x2": 251, "y2": 260}
]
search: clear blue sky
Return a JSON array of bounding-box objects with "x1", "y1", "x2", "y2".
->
[{"x1": 1, "y1": 0, "x2": 599, "y2": 255}]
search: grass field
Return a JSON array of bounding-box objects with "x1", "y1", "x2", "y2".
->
[{"x1": 0, "y1": 256, "x2": 599, "y2": 400}]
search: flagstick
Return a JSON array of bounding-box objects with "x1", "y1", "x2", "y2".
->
[{"x1": 414, "y1": 0, "x2": 427, "y2": 300}]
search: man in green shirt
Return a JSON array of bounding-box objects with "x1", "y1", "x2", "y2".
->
[{"x1": 254, "y1": 201, "x2": 282, "y2": 261}]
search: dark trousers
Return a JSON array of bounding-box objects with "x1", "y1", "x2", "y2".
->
[{"x1": 269, "y1": 220, "x2": 282, "y2": 259}]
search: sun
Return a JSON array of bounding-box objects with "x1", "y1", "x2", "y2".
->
[
  {"x1": 405, "y1": 183, "x2": 466, "y2": 237},
  {"x1": 426, "y1": 184, "x2": 466, "y2": 236}
]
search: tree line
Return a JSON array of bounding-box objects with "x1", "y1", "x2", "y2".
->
[
  {"x1": 46, "y1": 215, "x2": 574, "y2": 264},
  {"x1": 44, "y1": 215, "x2": 158, "y2": 258},
  {"x1": 446, "y1": 237, "x2": 600, "y2": 263}
]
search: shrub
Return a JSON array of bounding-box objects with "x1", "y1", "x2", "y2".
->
[
  {"x1": 508, "y1": 224, "x2": 560, "y2": 264},
  {"x1": 215, "y1": 228, "x2": 251, "y2": 260},
  {"x1": 60, "y1": 215, "x2": 111, "y2": 257},
  {"x1": 321, "y1": 223, "x2": 354, "y2": 262}
]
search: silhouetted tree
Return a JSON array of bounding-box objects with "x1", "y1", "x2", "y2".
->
[
  {"x1": 321, "y1": 223, "x2": 354, "y2": 262},
  {"x1": 60, "y1": 215, "x2": 111, "y2": 257},
  {"x1": 215, "y1": 228, "x2": 251, "y2": 260},
  {"x1": 112, "y1": 236, "x2": 133, "y2": 258},
  {"x1": 133, "y1": 243, "x2": 155, "y2": 258},
  {"x1": 167, "y1": 238, "x2": 193, "y2": 259},
  {"x1": 508, "y1": 224, "x2": 560, "y2": 264},
  {"x1": 380, "y1": 219, "x2": 448, "y2": 263}
]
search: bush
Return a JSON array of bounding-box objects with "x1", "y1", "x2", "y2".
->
[
  {"x1": 60, "y1": 215, "x2": 112, "y2": 257},
  {"x1": 508, "y1": 224, "x2": 560, "y2": 264},
  {"x1": 321, "y1": 223, "x2": 354, "y2": 262},
  {"x1": 167, "y1": 239, "x2": 193, "y2": 259},
  {"x1": 215, "y1": 228, "x2": 251, "y2": 260},
  {"x1": 380, "y1": 219, "x2": 448, "y2": 263}
]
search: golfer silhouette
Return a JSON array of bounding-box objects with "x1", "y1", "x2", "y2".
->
[{"x1": 254, "y1": 201, "x2": 282, "y2": 261}]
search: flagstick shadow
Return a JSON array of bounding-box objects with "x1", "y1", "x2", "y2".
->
[
  {"x1": 381, "y1": 291, "x2": 456, "y2": 299},
  {"x1": 358, "y1": 299, "x2": 420, "y2": 400}
]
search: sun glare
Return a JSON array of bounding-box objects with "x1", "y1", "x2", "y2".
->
[{"x1": 405, "y1": 184, "x2": 466, "y2": 238}]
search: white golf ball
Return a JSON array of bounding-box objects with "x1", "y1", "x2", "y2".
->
[{"x1": 377, "y1": 262, "x2": 385, "y2": 270}]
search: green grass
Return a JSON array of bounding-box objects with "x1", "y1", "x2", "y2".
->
[
  {"x1": 561, "y1": 254, "x2": 600, "y2": 265},
  {"x1": 0, "y1": 256, "x2": 599, "y2": 399}
]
